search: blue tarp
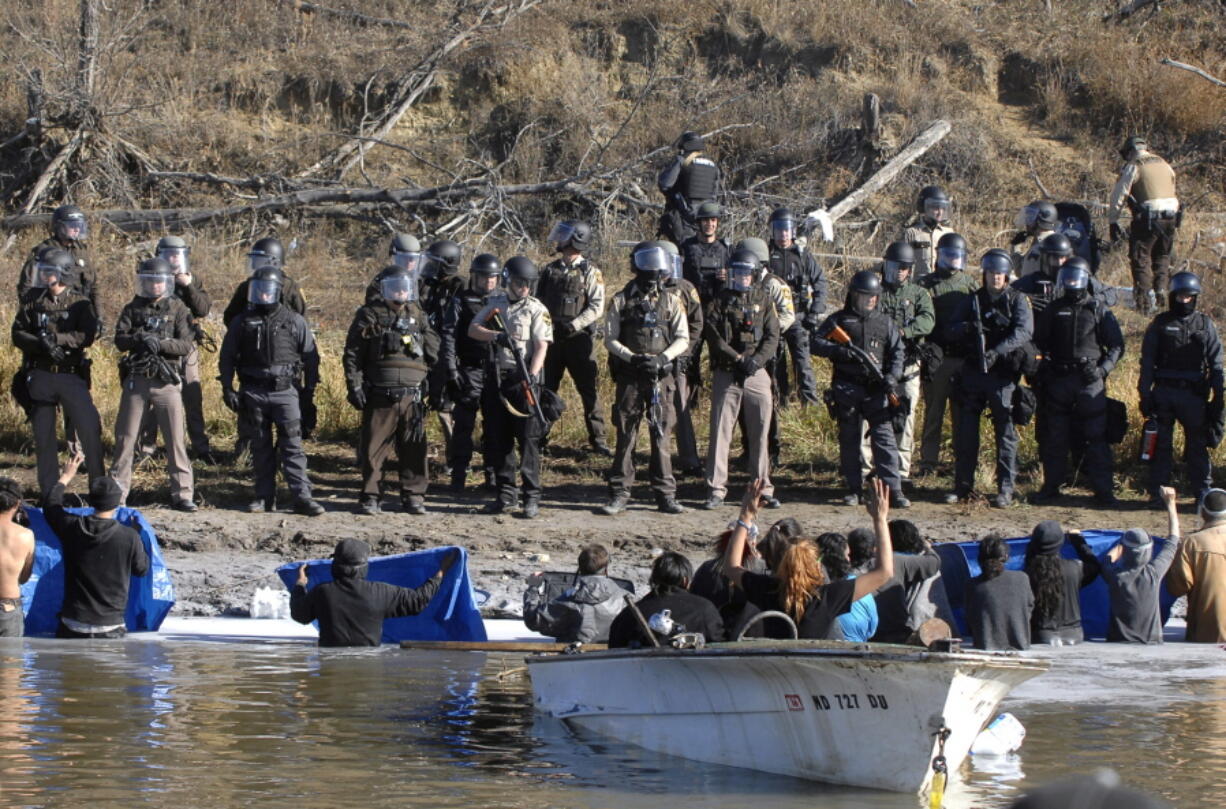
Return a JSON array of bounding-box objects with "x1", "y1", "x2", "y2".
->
[
  {"x1": 276, "y1": 546, "x2": 487, "y2": 644},
  {"x1": 19, "y1": 506, "x2": 176, "y2": 636},
  {"x1": 937, "y1": 529, "x2": 1176, "y2": 640}
]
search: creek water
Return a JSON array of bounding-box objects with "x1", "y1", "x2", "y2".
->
[{"x1": 1, "y1": 629, "x2": 1223, "y2": 809}]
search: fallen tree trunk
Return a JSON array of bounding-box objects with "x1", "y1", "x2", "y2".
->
[
  {"x1": 1159, "y1": 57, "x2": 1226, "y2": 89},
  {"x1": 826, "y1": 119, "x2": 951, "y2": 222}
]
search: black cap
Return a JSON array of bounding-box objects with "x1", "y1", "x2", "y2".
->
[
  {"x1": 332, "y1": 538, "x2": 370, "y2": 566},
  {"x1": 89, "y1": 476, "x2": 124, "y2": 511}
]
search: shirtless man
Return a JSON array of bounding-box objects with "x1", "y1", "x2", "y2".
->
[{"x1": 0, "y1": 479, "x2": 36, "y2": 638}]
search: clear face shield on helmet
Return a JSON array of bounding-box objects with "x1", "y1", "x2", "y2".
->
[
  {"x1": 670, "y1": 252, "x2": 683, "y2": 281},
  {"x1": 248, "y1": 278, "x2": 283, "y2": 306},
  {"x1": 547, "y1": 222, "x2": 576, "y2": 252},
  {"x1": 632, "y1": 245, "x2": 671, "y2": 286},
  {"x1": 35, "y1": 263, "x2": 66, "y2": 289},
  {"x1": 247, "y1": 251, "x2": 278, "y2": 273},
  {"x1": 728, "y1": 261, "x2": 756, "y2": 293},
  {"x1": 881, "y1": 259, "x2": 910, "y2": 288},
  {"x1": 137, "y1": 271, "x2": 172, "y2": 300},
  {"x1": 936, "y1": 245, "x2": 966, "y2": 271},
  {"x1": 1015, "y1": 205, "x2": 1039, "y2": 231},
  {"x1": 391, "y1": 250, "x2": 422, "y2": 273},
  {"x1": 157, "y1": 246, "x2": 190, "y2": 276},
  {"x1": 1043, "y1": 252, "x2": 1067, "y2": 276},
  {"x1": 55, "y1": 216, "x2": 88, "y2": 242},
  {"x1": 380, "y1": 272, "x2": 418, "y2": 304},
  {"x1": 851, "y1": 291, "x2": 878, "y2": 317},
  {"x1": 923, "y1": 198, "x2": 949, "y2": 224},
  {"x1": 771, "y1": 218, "x2": 795, "y2": 247}
]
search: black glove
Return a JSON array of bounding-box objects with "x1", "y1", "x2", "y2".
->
[
  {"x1": 631, "y1": 353, "x2": 654, "y2": 371},
  {"x1": 347, "y1": 387, "x2": 367, "y2": 411},
  {"x1": 142, "y1": 334, "x2": 162, "y2": 355},
  {"x1": 1139, "y1": 391, "x2": 1155, "y2": 419},
  {"x1": 223, "y1": 388, "x2": 241, "y2": 413},
  {"x1": 494, "y1": 331, "x2": 513, "y2": 349},
  {"x1": 833, "y1": 346, "x2": 858, "y2": 364},
  {"x1": 1009, "y1": 230, "x2": 1029, "y2": 246},
  {"x1": 737, "y1": 355, "x2": 760, "y2": 378},
  {"x1": 39, "y1": 333, "x2": 59, "y2": 356},
  {"x1": 802, "y1": 313, "x2": 822, "y2": 332},
  {"x1": 554, "y1": 321, "x2": 576, "y2": 340},
  {"x1": 1110, "y1": 222, "x2": 1124, "y2": 243}
]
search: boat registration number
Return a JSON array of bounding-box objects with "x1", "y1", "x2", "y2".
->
[{"x1": 805, "y1": 693, "x2": 889, "y2": 711}]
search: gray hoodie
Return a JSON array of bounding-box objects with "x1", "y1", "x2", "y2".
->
[
  {"x1": 1077, "y1": 529, "x2": 1178, "y2": 644},
  {"x1": 523, "y1": 574, "x2": 630, "y2": 643}
]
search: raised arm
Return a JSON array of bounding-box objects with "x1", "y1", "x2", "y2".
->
[
  {"x1": 852, "y1": 478, "x2": 895, "y2": 600},
  {"x1": 720, "y1": 479, "x2": 765, "y2": 589}
]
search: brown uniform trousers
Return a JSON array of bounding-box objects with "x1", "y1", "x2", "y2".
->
[
  {"x1": 609, "y1": 373, "x2": 677, "y2": 499},
  {"x1": 706, "y1": 368, "x2": 774, "y2": 500},
  {"x1": 361, "y1": 390, "x2": 428, "y2": 503},
  {"x1": 139, "y1": 344, "x2": 210, "y2": 456},
  {"x1": 110, "y1": 375, "x2": 193, "y2": 504},
  {"x1": 29, "y1": 369, "x2": 105, "y2": 495}
]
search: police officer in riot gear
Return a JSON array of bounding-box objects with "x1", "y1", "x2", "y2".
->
[
  {"x1": 902, "y1": 185, "x2": 954, "y2": 279},
  {"x1": 220, "y1": 267, "x2": 324, "y2": 516},
  {"x1": 439, "y1": 253, "x2": 501, "y2": 491},
  {"x1": 110, "y1": 258, "x2": 197, "y2": 511},
  {"x1": 365, "y1": 233, "x2": 425, "y2": 304},
  {"x1": 421, "y1": 239, "x2": 466, "y2": 472},
  {"x1": 537, "y1": 220, "x2": 610, "y2": 456},
  {"x1": 1010, "y1": 200, "x2": 1059, "y2": 276},
  {"x1": 736, "y1": 236, "x2": 792, "y2": 466},
  {"x1": 1139, "y1": 272, "x2": 1224, "y2": 504},
  {"x1": 223, "y1": 237, "x2": 308, "y2": 323},
  {"x1": 681, "y1": 201, "x2": 731, "y2": 304},
  {"x1": 702, "y1": 249, "x2": 781, "y2": 510},
  {"x1": 136, "y1": 236, "x2": 216, "y2": 465},
  {"x1": 11, "y1": 249, "x2": 105, "y2": 497},
  {"x1": 343, "y1": 266, "x2": 439, "y2": 515},
  {"x1": 812, "y1": 271, "x2": 908, "y2": 507},
  {"x1": 864, "y1": 240, "x2": 935, "y2": 483},
  {"x1": 1109, "y1": 135, "x2": 1180, "y2": 315},
  {"x1": 766, "y1": 206, "x2": 825, "y2": 406},
  {"x1": 600, "y1": 242, "x2": 690, "y2": 515},
  {"x1": 1012, "y1": 232, "x2": 1072, "y2": 319},
  {"x1": 660, "y1": 239, "x2": 705, "y2": 477},
  {"x1": 917, "y1": 232, "x2": 979, "y2": 474},
  {"x1": 468, "y1": 257, "x2": 553, "y2": 518},
  {"x1": 657, "y1": 130, "x2": 721, "y2": 245},
  {"x1": 945, "y1": 250, "x2": 1034, "y2": 507},
  {"x1": 18, "y1": 204, "x2": 98, "y2": 315},
  {"x1": 1031, "y1": 260, "x2": 1124, "y2": 505}
]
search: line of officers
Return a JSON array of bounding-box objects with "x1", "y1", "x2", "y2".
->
[{"x1": 11, "y1": 193, "x2": 1220, "y2": 519}]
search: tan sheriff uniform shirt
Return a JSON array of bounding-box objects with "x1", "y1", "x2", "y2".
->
[
  {"x1": 604, "y1": 284, "x2": 689, "y2": 363},
  {"x1": 761, "y1": 273, "x2": 796, "y2": 332},
  {"x1": 902, "y1": 219, "x2": 954, "y2": 280},
  {"x1": 474, "y1": 295, "x2": 553, "y2": 371},
  {"x1": 1108, "y1": 149, "x2": 1178, "y2": 225},
  {"x1": 567, "y1": 256, "x2": 607, "y2": 333}
]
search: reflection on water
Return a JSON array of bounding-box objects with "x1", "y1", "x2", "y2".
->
[{"x1": 0, "y1": 637, "x2": 1223, "y2": 809}]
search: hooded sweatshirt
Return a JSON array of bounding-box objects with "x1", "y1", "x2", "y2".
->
[
  {"x1": 290, "y1": 562, "x2": 441, "y2": 647},
  {"x1": 1101, "y1": 531, "x2": 1178, "y2": 644},
  {"x1": 523, "y1": 573, "x2": 629, "y2": 643},
  {"x1": 43, "y1": 483, "x2": 149, "y2": 627},
  {"x1": 1026, "y1": 521, "x2": 1092, "y2": 644}
]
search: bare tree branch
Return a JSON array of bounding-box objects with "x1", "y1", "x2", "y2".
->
[
  {"x1": 282, "y1": 0, "x2": 415, "y2": 29},
  {"x1": 1159, "y1": 57, "x2": 1226, "y2": 89}
]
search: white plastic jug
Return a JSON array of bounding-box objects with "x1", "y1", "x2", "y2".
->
[
  {"x1": 971, "y1": 712, "x2": 1026, "y2": 756},
  {"x1": 250, "y1": 586, "x2": 290, "y2": 620}
]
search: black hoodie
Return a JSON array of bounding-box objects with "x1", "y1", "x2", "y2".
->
[
  {"x1": 43, "y1": 483, "x2": 149, "y2": 627},
  {"x1": 291, "y1": 565, "x2": 441, "y2": 647}
]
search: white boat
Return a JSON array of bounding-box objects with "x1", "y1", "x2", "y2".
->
[{"x1": 526, "y1": 640, "x2": 1048, "y2": 794}]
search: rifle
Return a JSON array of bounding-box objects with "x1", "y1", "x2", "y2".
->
[
  {"x1": 645, "y1": 369, "x2": 665, "y2": 442},
  {"x1": 825, "y1": 324, "x2": 899, "y2": 408},
  {"x1": 970, "y1": 294, "x2": 989, "y2": 374},
  {"x1": 488, "y1": 309, "x2": 546, "y2": 425}
]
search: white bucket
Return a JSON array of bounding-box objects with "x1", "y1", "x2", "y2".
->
[{"x1": 971, "y1": 712, "x2": 1026, "y2": 756}]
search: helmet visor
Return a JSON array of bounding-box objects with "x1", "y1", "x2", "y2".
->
[
  {"x1": 36, "y1": 264, "x2": 65, "y2": 288},
  {"x1": 729, "y1": 261, "x2": 756, "y2": 292},
  {"x1": 882, "y1": 259, "x2": 909, "y2": 287},
  {"x1": 247, "y1": 251, "x2": 279, "y2": 273},
  {"x1": 248, "y1": 278, "x2": 283, "y2": 305},
  {"x1": 55, "y1": 216, "x2": 88, "y2": 242},
  {"x1": 547, "y1": 222, "x2": 576, "y2": 250},
  {"x1": 852, "y1": 291, "x2": 878, "y2": 315},
  {"x1": 632, "y1": 246, "x2": 671, "y2": 276},
  {"x1": 1016, "y1": 205, "x2": 1039, "y2": 230},
  {"x1": 157, "y1": 246, "x2": 190, "y2": 276},
  {"x1": 670, "y1": 253, "x2": 683, "y2": 280},
  {"x1": 924, "y1": 199, "x2": 950, "y2": 222},
  {"x1": 391, "y1": 250, "x2": 422, "y2": 273},
  {"x1": 937, "y1": 246, "x2": 965, "y2": 271},
  {"x1": 380, "y1": 273, "x2": 418, "y2": 303},
  {"x1": 137, "y1": 272, "x2": 172, "y2": 299},
  {"x1": 771, "y1": 219, "x2": 795, "y2": 244}
]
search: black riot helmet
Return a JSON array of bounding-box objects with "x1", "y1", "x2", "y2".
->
[
  {"x1": 917, "y1": 185, "x2": 951, "y2": 224},
  {"x1": 35, "y1": 247, "x2": 75, "y2": 289},
  {"x1": 934, "y1": 232, "x2": 967, "y2": 273},
  {"x1": 426, "y1": 240, "x2": 462, "y2": 280},
  {"x1": 468, "y1": 253, "x2": 502, "y2": 292},
  {"x1": 379, "y1": 266, "x2": 418, "y2": 305},
  {"x1": 547, "y1": 220, "x2": 591, "y2": 252},
  {"x1": 1057, "y1": 257, "x2": 1092, "y2": 302},
  {"x1": 1039, "y1": 232, "x2": 1073, "y2": 276},
  {"x1": 51, "y1": 204, "x2": 88, "y2": 242},
  {"x1": 156, "y1": 235, "x2": 191, "y2": 277},
  {"x1": 248, "y1": 266, "x2": 285, "y2": 308},
  {"x1": 1168, "y1": 271, "x2": 1202, "y2": 316},
  {"x1": 1120, "y1": 134, "x2": 1148, "y2": 160},
  {"x1": 136, "y1": 257, "x2": 174, "y2": 299},
  {"x1": 388, "y1": 233, "x2": 423, "y2": 274},
  {"x1": 980, "y1": 248, "x2": 1013, "y2": 279},
  {"x1": 769, "y1": 207, "x2": 797, "y2": 246},
  {"x1": 247, "y1": 237, "x2": 284, "y2": 272},
  {"x1": 727, "y1": 249, "x2": 759, "y2": 293},
  {"x1": 881, "y1": 240, "x2": 915, "y2": 289},
  {"x1": 676, "y1": 130, "x2": 705, "y2": 153},
  {"x1": 695, "y1": 201, "x2": 722, "y2": 220},
  {"x1": 1018, "y1": 200, "x2": 1058, "y2": 232},
  {"x1": 503, "y1": 256, "x2": 538, "y2": 300},
  {"x1": 631, "y1": 240, "x2": 672, "y2": 286},
  {"x1": 848, "y1": 270, "x2": 882, "y2": 317}
]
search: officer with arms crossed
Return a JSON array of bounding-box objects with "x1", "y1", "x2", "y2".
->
[
  {"x1": 110, "y1": 258, "x2": 197, "y2": 511},
  {"x1": 766, "y1": 207, "x2": 825, "y2": 406},
  {"x1": 220, "y1": 267, "x2": 325, "y2": 516},
  {"x1": 901, "y1": 186, "x2": 954, "y2": 280},
  {"x1": 438, "y1": 253, "x2": 501, "y2": 491},
  {"x1": 1031, "y1": 260, "x2": 1124, "y2": 506},
  {"x1": 599, "y1": 242, "x2": 690, "y2": 516},
  {"x1": 702, "y1": 249, "x2": 781, "y2": 510},
  {"x1": 1138, "y1": 272, "x2": 1224, "y2": 505},
  {"x1": 811, "y1": 271, "x2": 909, "y2": 508},
  {"x1": 468, "y1": 257, "x2": 553, "y2": 519},
  {"x1": 537, "y1": 220, "x2": 610, "y2": 457},
  {"x1": 945, "y1": 250, "x2": 1034, "y2": 508},
  {"x1": 1109, "y1": 135, "x2": 1180, "y2": 315},
  {"x1": 344, "y1": 265, "x2": 440, "y2": 516},
  {"x1": 657, "y1": 130, "x2": 720, "y2": 245},
  {"x1": 11, "y1": 248, "x2": 105, "y2": 497}
]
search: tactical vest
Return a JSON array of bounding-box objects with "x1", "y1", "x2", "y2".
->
[
  {"x1": 980, "y1": 290, "x2": 1022, "y2": 350},
  {"x1": 124, "y1": 297, "x2": 180, "y2": 341},
  {"x1": 879, "y1": 285, "x2": 918, "y2": 334},
  {"x1": 713, "y1": 288, "x2": 769, "y2": 361},
  {"x1": 830, "y1": 310, "x2": 890, "y2": 384},
  {"x1": 362, "y1": 301, "x2": 430, "y2": 388},
  {"x1": 538, "y1": 259, "x2": 588, "y2": 322},
  {"x1": 1046, "y1": 300, "x2": 1102, "y2": 363},
  {"x1": 21, "y1": 290, "x2": 89, "y2": 364},
  {"x1": 619, "y1": 287, "x2": 674, "y2": 355},
  {"x1": 677, "y1": 158, "x2": 718, "y2": 201},
  {"x1": 1131, "y1": 154, "x2": 1176, "y2": 207},
  {"x1": 453, "y1": 291, "x2": 491, "y2": 368},
  {"x1": 682, "y1": 238, "x2": 729, "y2": 298},
  {"x1": 1015, "y1": 272, "x2": 1058, "y2": 319},
  {"x1": 237, "y1": 305, "x2": 303, "y2": 384},
  {"x1": 1155, "y1": 312, "x2": 1214, "y2": 382},
  {"x1": 422, "y1": 275, "x2": 463, "y2": 329}
]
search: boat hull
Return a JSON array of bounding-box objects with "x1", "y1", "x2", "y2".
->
[{"x1": 527, "y1": 643, "x2": 1046, "y2": 793}]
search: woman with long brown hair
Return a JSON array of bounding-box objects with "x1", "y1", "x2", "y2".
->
[{"x1": 721, "y1": 478, "x2": 895, "y2": 640}]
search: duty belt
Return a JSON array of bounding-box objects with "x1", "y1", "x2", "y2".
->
[
  {"x1": 239, "y1": 371, "x2": 294, "y2": 391},
  {"x1": 1046, "y1": 360, "x2": 1092, "y2": 374},
  {"x1": 28, "y1": 359, "x2": 83, "y2": 374},
  {"x1": 372, "y1": 384, "x2": 423, "y2": 403},
  {"x1": 1156, "y1": 377, "x2": 1205, "y2": 390}
]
